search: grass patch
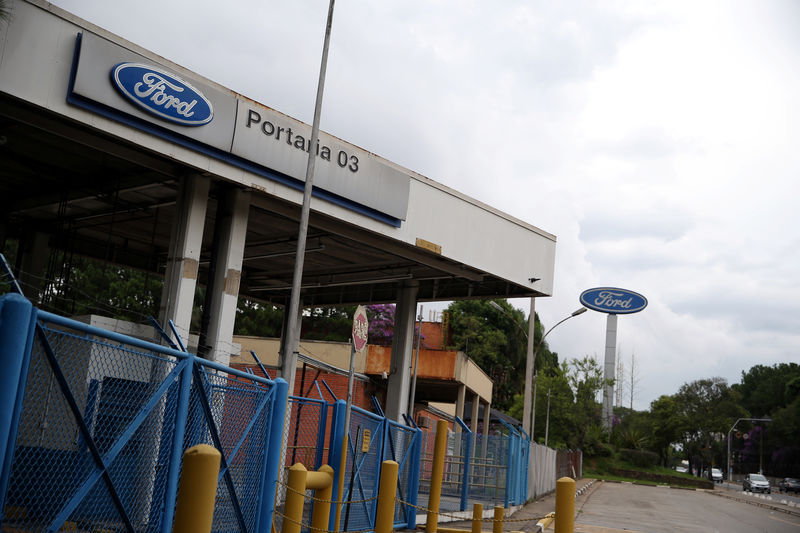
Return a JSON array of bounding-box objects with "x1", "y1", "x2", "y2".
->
[{"x1": 584, "y1": 454, "x2": 711, "y2": 489}]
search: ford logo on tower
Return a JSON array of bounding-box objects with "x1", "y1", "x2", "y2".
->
[
  {"x1": 111, "y1": 63, "x2": 213, "y2": 126},
  {"x1": 580, "y1": 287, "x2": 647, "y2": 314}
]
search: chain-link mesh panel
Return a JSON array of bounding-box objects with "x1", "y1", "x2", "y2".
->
[
  {"x1": 1, "y1": 314, "x2": 277, "y2": 533},
  {"x1": 273, "y1": 397, "x2": 328, "y2": 533},
  {"x1": 468, "y1": 433, "x2": 508, "y2": 508},
  {"x1": 286, "y1": 398, "x2": 327, "y2": 468},
  {"x1": 3, "y1": 323, "x2": 180, "y2": 532},
  {"x1": 184, "y1": 365, "x2": 275, "y2": 533},
  {"x1": 417, "y1": 428, "x2": 509, "y2": 514},
  {"x1": 384, "y1": 419, "x2": 420, "y2": 526},
  {"x1": 338, "y1": 406, "x2": 383, "y2": 532}
]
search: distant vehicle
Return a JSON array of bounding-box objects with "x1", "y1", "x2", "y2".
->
[
  {"x1": 702, "y1": 468, "x2": 723, "y2": 483},
  {"x1": 674, "y1": 466, "x2": 688, "y2": 473},
  {"x1": 778, "y1": 477, "x2": 800, "y2": 494},
  {"x1": 743, "y1": 473, "x2": 771, "y2": 493}
]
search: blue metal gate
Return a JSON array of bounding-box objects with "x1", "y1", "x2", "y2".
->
[{"x1": 0, "y1": 293, "x2": 287, "y2": 532}]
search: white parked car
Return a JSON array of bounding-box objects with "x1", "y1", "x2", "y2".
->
[
  {"x1": 711, "y1": 468, "x2": 723, "y2": 483},
  {"x1": 743, "y1": 473, "x2": 771, "y2": 493}
]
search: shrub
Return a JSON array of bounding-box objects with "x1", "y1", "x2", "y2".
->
[{"x1": 620, "y1": 448, "x2": 659, "y2": 468}]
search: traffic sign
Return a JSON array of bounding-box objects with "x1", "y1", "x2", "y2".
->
[{"x1": 352, "y1": 305, "x2": 369, "y2": 352}]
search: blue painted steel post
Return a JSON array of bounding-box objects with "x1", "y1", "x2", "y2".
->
[
  {"x1": 0, "y1": 294, "x2": 36, "y2": 517},
  {"x1": 315, "y1": 401, "x2": 329, "y2": 470},
  {"x1": 328, "y1": 399, "x2": 347, "y2": 532},
  {"x1": 454, "y1": 417, "x2": 473, "y2": 511},
  {"x1": 160, "y1": 356, "x2": 194, "y2": 533},
  {"x1": 256, "y1": 378, "x2": 288, "y2": 533},
  {"x1": 405, "y1": 427, "x2": 422, "y2": 529},
  {"x1": 504, "y1": 431, "x2": 513, "y2": 508}
]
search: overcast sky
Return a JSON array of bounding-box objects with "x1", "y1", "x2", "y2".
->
[{"x1": 50, "y1": 0, "x2": 800, "y2": 410}]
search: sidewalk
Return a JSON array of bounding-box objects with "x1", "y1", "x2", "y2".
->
[{"x1": 426, "y1": 479, "x2": 598, "y2": 532}]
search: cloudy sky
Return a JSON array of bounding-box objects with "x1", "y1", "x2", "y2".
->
[{"x1": 50, "y1": 0, "x2": 800, "y2": 410}]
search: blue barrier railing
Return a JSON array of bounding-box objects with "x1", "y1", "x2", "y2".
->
[
  {"x1": 0, "y1": 290, "x2": 531, "y2": 531},
  {"x1": 0, "y1": 295, "x2": 287, "y2": 532}
]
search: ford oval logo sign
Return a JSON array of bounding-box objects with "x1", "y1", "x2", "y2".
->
[
  {"x1": 111, "y1": 63, "x2": 213, "y2": 126},
  {"x1": 580, "y1": 287, "x2": 647, "y2": 315}
]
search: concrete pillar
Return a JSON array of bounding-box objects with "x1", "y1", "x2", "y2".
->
[
  {"x1": 17, "y1": 230, "x2": 49, "y2": 302},
  {"x1": 384, "y1": 281, "x2": 419, "y2": 422},
  {"x1": 470, "y1": 392, "x2": 480, "y2": 434},
  {"x1": 455, "y1": 384, "x2": 466, "y2": 431},
  {"x1": 204, "y1": 187, "x2": 250, "y2": 365},
  {"x1": 602, "y1": 313, "x2": 618, "y2": 429},
  {"x1": 159, "y1": 175, "x2": 209, "y2": 345},
  {"x1": 523, "y1": 297, "x2": 535, "y2": 435}
]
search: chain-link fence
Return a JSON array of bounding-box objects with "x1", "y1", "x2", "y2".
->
[{"x1": 0, "y1": 298, "x2": 284, "y2": 532}]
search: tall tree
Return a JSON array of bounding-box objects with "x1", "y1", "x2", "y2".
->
[
  {"x1": 648, "y1": 395, "x2": 683, "y2": 465},
  {"x1": 447, "y1": 299, "x2": 554, "y2": 412},
  {"x1": 674, "y1": 377, "x2": 746, "y2": 477}
]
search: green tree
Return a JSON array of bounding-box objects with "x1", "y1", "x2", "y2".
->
[
  {"x1": 734, "y1": 363, "x2": 800, "y2": 417},
  {"x1": 234, "y1": 298, "x2": 283, "y2": 337},
  {"x1": 674, "y1": 378, "x2": 746, "y2": 478},
  {"x1": 447, "y1": 299, "x2": 554, "y2": 411},
  {"x1": 648, "y1": 395, "x2": 683, "y2": 465}
]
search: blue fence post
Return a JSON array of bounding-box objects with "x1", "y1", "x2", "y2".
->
[
  {"x1": 405, "y1": 427, "x2": 422, "y2": 529},
  {"x1": 315, "y1": 401, "x2": 328, "y2": 470},
  {"x1": 327, "y1": 399, "x2": 347, "y2": 532},
  {"x1": 160, "y1": 355, "x2": 194, "y2": 533},
  {"x1": 256, "y1": 377, "x2": 289, "y2": 533},
  {"x1": 454, "y1": 417, "x2": 472, "y2": 511},
  {"x1": 0, "y1": 294, "x2": 36, "y2": 518}
]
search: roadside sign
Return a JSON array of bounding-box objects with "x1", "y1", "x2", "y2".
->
[
  {"x1": 352, "y1": 305, "x2": 369, "y2": 352},
  {"x1": 580, "y1": 287, "x2": 648, "y2": 315}
]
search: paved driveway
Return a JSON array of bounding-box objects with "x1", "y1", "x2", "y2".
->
[{"x1": 575, "y1": 481, "x2": 800, "y2": 533}]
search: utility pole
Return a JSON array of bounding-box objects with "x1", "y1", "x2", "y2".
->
[{"x1": 281, "y1": 0, "x2": 336, "y2": 390}]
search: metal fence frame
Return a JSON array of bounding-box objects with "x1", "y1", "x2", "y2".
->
[{"x1": 0, "y1": 294, "x2": 288, "y2": 532}]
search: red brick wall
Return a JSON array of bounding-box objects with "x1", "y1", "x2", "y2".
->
[{"x1": 230, "y1": 363, "x2": 374, "y2": 409}]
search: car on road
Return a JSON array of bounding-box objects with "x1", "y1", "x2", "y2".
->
[
  {"x1": 778, "y1": 477, "x2": 800, "y2": 494},
  {"x1": 702, "y1": 468, "x2": 724, "y2": 483},
  {"x1": 743, "y1": 473, "x2": 771, "y2": 493}
]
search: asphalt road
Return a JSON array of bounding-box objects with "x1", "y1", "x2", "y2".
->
[{"x1": 575, "y1": 482, "x2": 800, "y2": 533}]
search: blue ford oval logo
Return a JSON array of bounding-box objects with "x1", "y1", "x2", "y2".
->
[
  {"x1": 111, "y1": 63, "x2": 213, "y2": 126},
  {"x1": 580, "y1": 287, "x2": 647, "y2": 314}
]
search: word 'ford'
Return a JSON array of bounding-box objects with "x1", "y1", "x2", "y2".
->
[
  {"x1": 112, "y1": 62, "x2": 213, "y2": 126},
  {"x1": 580, "y1": 287, "x2": 647, "y2": 314}
]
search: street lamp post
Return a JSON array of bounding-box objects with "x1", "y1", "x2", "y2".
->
[
  {"x1": 531, "y1": 307, "x2": 587, "y2": 442},
  {"x1": 726, "y1": 417, "x2": 771, "y2": 485}
]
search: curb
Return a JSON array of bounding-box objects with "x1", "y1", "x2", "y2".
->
[
  {"x1": 707, "y1": 489, "x2": 800, "y2": 518},
  {"x1": 576, "y1": 479, "x2": 596, "y2": 496}
]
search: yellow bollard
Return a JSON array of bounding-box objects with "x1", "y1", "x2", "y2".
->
[
  {"x1": 471, "y1": 503, "x2": 483, "y2": 533},
  {"x1": 375, "y1": 460, "x2": 399, "y2": 533},
  {"x1": 308, "y1": 465, "x2": 334, "y2": 533},
  {"x1": 172, "y1": 444, "x2": 221, "y2": 533},
  {"x1": 283, "y1": 463, "x2": 334, "y2": 533},
  {"x1": 426, "y1": 419, "x2": 449, "y2": 533},
  {"x1": 334, "y1": 434, "x2": 348, "y2": 532},
  {"x1": 554, "y1": 477, "x2": 576, "y2": 533},
  {"x1": 283, "y1": 463, "x2": 309, "y2": 533},
  {"x1": 492, "y1": 506, "x2": 504, "y2": 533}
]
